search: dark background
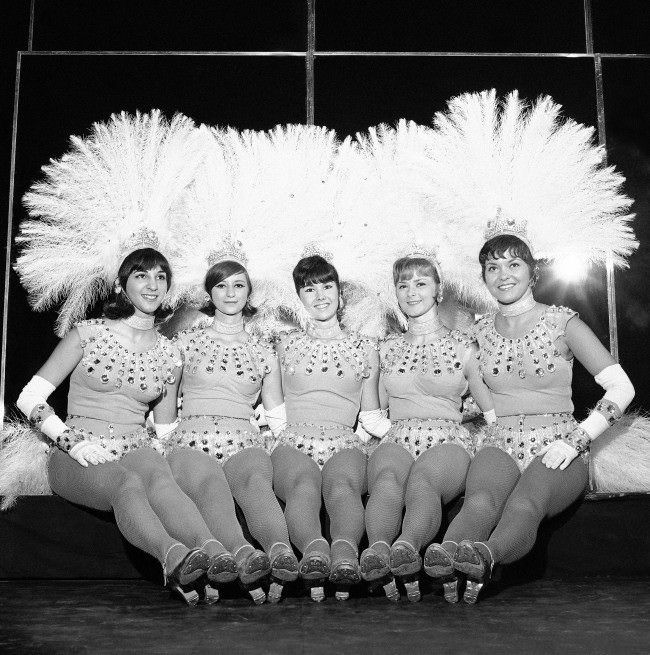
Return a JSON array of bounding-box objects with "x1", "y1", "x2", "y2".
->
[{"x1": 1, "y1": 0, "x2": 649, "y2": 418}]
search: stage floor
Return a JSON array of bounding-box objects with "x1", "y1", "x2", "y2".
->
[{"x1": 0, "y1": 578, "x2": 648, "y2": 654}]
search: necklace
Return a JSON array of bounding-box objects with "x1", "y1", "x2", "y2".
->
[
  {"x1": 122, "y1": 314, "x2": 155, "y2": 330},
  {"x1": 212, "y1": 317, "x2": 245, "y2": 335},
  {"x1": 408, "y1": 315, "x2": 444, "y2": 336},
  {"x1": 498, "y1": 287, "x2": 536, "y2": 317},
  {"x1": 307, "y1": 320, "x2": 344, "y2": 340}
]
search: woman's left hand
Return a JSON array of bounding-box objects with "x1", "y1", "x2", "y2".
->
[{"x1": 537, "y1": 440, "x2": 579, "y2": 470}]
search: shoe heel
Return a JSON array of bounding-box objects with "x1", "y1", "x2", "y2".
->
[
  {"x1": 382, "y1": 578, "x2": 400, "y2": 603},
  {"x1": 247, "y1": 586, "x2": 267, "y2": 605},
  {"x1": 442, "y1": 580, "x2": 459, "y2": 604},
  {"x1": 171, "y1": 584, "x2": 200, "y2": 607},
  {"x1": 463, "y1": 580, "x2": 484, "y2": 604},
  {"x1": 335, "y1": 588, "x2": 350, "y2": 601},
  {"x1": 403, "y1": 578, "x2": 421, "y2": 603},
  {"x1": 203, "y1": 583, "x2": 220, "y2": 605},
  {"x1": 267, "y1": 580, "x2": 285, "y2": 604}
]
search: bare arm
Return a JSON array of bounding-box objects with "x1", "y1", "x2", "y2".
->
[{"x1": 36, "y1": 328, "x2": 84, "y2": 386}]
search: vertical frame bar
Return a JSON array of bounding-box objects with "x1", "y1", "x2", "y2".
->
[
  {"x1": 28, "y1": 0, "x2": 35, "y2": 51},
  {"x1": 306, "y1": 0, "x2": 315, "y2": 125},
  {"x1": 1, "y1": 54, "x2": 23, "y2": 424}
]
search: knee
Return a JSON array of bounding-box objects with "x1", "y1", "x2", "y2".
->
[
  {"x1": 292, "y1": 469, "x2": 321, "y2": 496},
  {"x1": 463, "y1": 488, "x2": 501, "y2": 516},
  {"x1": 146, "y1": 468, "x2": 181, "y2": 497},
  {"x1": 112, "y1": 469, "x2": 146, "y2": 499},
  {"x1": 406, "y1": 466, "x2": 436, "y2": 495},
  {"x1": 504, "y1": 493, "x2": 543, "y2": 520}
]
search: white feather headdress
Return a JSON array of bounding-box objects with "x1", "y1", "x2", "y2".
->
[
  {"x1": 419, "y1": 90, "x2": 637, "y2": 282},
  {"x1": 16, "y1": 110, "x2": 203, "y2": 336},
  {"x1": 174, "y1": 123, "x2": 341, "y2": 334}
]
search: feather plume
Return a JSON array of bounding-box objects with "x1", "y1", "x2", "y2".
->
[{"x1": 17, "y1": 110, "x2": 204, "y2": 335}]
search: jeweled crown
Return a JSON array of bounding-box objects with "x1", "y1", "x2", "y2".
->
[
  {"x1": 121, "y1": 226, "x2": 160, "y2": 256},
  {"x1": 207, "y1": 237, "x2": 248, "y2": 267},
  {"x1": 484, "y1": 208, "x2": 531, "y2": 248},
  {"x1": 301, "y1": 242, "x2": 333, "y2": 262}
]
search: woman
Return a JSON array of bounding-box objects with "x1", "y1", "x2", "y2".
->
[
  {"x1": 362, "y1": 254, "x2": 493, "y2": 602},
  {"x1": 271, "y1": 254, "x2": 389, "y2": 601},
  {"x1": 424, "y1": 232, "x2": 634, "y2": 603},
  {"x1": 160, "y1": 258, "x2": 298, "y2": 604},
  {"x1": 17, "y1": 248, "x2": 231, "y2": 605}
]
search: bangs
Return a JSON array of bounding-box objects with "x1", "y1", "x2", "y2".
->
[
  {"x1": 393, "y1": 256, "x2": 439, "y2": 285},
  {"x1": 481, "y1": 235, "x2": 531, "y2": 262},
  {"x1": 300, "y1": 270, "x2": 338, "y2": 288},
  {"x1": 293, "y1": 255, "x2": 340, "y2": 292},
  {"x1": 122, "y1": 247, "x2": 171, "y2": 278}
]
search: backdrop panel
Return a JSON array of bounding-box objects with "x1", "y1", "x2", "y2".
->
[{"x1": 593, "y1": 0, "x2": 650, "y2": 54}]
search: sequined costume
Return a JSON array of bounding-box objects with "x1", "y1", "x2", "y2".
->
[
  {"x1": 60, "y1": 319, "x2": 181, "y2": 455},
  {"x1": 380, "y1": 331, "x2": 476, "y2": 459},
  {"x1": 474, "y1": 305, "x2": 580, "y2": 471},
  {"x1": 168, "y1": 327, "x2": 275, "y2": 461},
  {"x1": 274, "y1": 329, "x2": 375, "y2": 468}
]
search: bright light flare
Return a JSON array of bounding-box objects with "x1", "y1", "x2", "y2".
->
[{"x1": 552, "y1": 257, "x2": 590, "y2": 282}]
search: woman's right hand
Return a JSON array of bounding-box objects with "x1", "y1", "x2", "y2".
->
[{"x1": 68, "y1": 440, "x2": 113, "y2": 467}]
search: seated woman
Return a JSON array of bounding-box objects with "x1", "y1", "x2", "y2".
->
[
  {"x1": 271, "y1": 254, "x2": 390, "y2": 601},
  {"x1": 17, "y1": 248, "x2": 232, "y2": 605},
  {"x1": 425, "y1": 233, "x2": 634, "y2": 603},
  {"x1": 362, "y1": 254, "x2": 493, "y2": 602},
  {"x1": 160, "y1": 257, "x2": 298, "y2": 604}
]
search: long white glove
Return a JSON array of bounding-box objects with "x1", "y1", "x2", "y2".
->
[
  {"x1": 264, "y1": 404, "x2": 287, "y2": 437},
  {"x1": 154, "y1": 420, "x2": 179, "y2": 439},
  {"x1": 69, "y1": 441, "x2": 111, "y2": 467},
  {"x1": 358, "y1": 409, "x2": 391, "y2": 439},
  {"x1": 17, "y1": 375, "x2": 69, "y2": 441}
]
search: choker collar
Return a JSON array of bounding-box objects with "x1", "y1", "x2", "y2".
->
[
  {"x1": 122, "y1": 314, "x2": 155, "y2": 330},
  {"x1": 407, "y1": 316, "x2": 444, "y2": 336},
  {"x1": 498, "y1": 287, "x2": 537, "y2": 317},
  {"x1": 212, "y1": 317, "x2": 245, "y2": 335},
  {"x1": 307, "y1": 321, "x2": 344, "y2": 340}
]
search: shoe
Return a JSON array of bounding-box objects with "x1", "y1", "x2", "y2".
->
[
  {"x1": 423, "y1": 542, "x2": 459, "y2": 603},
  {"x1": 267, "y1": 542, "x2": 299, "y2": 604},
  {"x1": 299, "y1": 538, "x2": 331, "y2": 602},
  {"x1": 235, "y1": 545, "x2": 271, "y2": 605},
  {"x1": 329, "y1": 539, "x2": 361, "y2": 601},
  {"x1": 389, "y1": 541, "x2": 422, "y2": 602},
  {"x1": 453, "y1": 540, "x2": 494, "y2": 604},
  {"x1": 163, "y1": 545, "x2": 210, "y2": 607},
  {"x1": 360, "y1": 542, "x2": 399, "y2": 603},
  {"x1": 207, "y1": 552, "x2": 239, "y2": 585}
]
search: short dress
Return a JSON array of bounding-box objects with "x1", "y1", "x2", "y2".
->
[
  {"x1": 166, "y1": 327, "x2": 276, "y2": 463},
  {"x1": 474, "y1": 305, "x2": 584, "y2": 471},
  {"x1": 380, "y1": 331, "x2": 477, "y2": 459},
  {"x1": 51, "y1": 318, "x2": 182, "y2": 459},
  {"x1": 273, "y1": 330, "x2": 376, "y2": 469}
]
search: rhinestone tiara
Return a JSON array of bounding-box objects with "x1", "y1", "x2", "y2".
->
[
  {"x1": 301, "y1": 242, "x2": 333, "y2": 262},
  {"x1": 484, "y1": 208, "x2": 532, "y2": 249},
  {"x1": 120, "y1": 227, "x2": 160, "y2": 256},
  {"x1": 207, "y1": 237, "x2": 248, "y2": 267}
]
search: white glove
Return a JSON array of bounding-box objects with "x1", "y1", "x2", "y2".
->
[
  {"x1": 154, "y1": 420, "x2": 179, "y2": 439},
  {"x1": 69, "y1": 441, "x2": 113, "y2": 467},
  {"x1": 264, "y1": 404, "x2": 287, "y2": 437},
  {"x1": 483, "y1": 409, "x2": 497, "y2": 425},
  {"x1": 537, "y1": 440, "x2": 579, "y2": 470},
  {"x1": 355, "y1": 423, "x2": 373, "y2": 444},
  {"x1": 358, "y1": 409, "x2": 391, "y2": 438}
]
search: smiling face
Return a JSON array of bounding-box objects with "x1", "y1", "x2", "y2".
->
[
  {"x1": 123, "y1": 266, "x2": 168, "y2": 317},
  {"x1": 210, "y1": 272, "x2": 249, "y2": 317},
  {"x1": 483, "y1": 249, "x2": 533, "y2": 305},
  {"x1": 395, "y1": 272, "x2": 439, "y2": 318},
  {"x1": 298, "y1": 280, "x2": 340, "y2": 322}
]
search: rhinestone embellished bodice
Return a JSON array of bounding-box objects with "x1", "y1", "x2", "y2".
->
[
  {"x1": 279, "y1": 330, "x2": 376, "y2": 428},
  {"x1": 175, "y1": 327, "x2": 275, "y2": 419},
  {"x1": 380, "y1": 331, "x2": 472, "y2": 422},
  {"x1": 474, "y1": 305, "x2": 577, "y2": 417},
  {"x1": 67, "y1": 319, "x2": 182, "y2": 426}
]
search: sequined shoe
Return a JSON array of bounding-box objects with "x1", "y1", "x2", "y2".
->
[
  {"x1": 267, "y1": 542, "x2": 300, "y2": 604},
  {"x1": 423, "y1": 542, "x2": 459, "y2": 603},
  {"x1": 360, "y1": 541, "x2": 399, "y2": 603},
  {"x1": 329, "y1": 539, "x2": 361, "y2": 601},
  {"x1": 453, "y1": 540, "x2": 494, "y2": 604},
  {"x1": 235, "y1": 545, "x2": 271, "y2": 605},
  {"x1": 389, "y1": 541, "x2": 422, "y2": 602},
  {"x1": 163, "y1": 545, "x2": 210, "y2": 607},
  {"x1": 299, "y1": 538, "x2": 331, "y2": 602}
]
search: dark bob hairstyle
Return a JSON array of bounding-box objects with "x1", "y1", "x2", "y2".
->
[
  {"x1": 103, "y1": 247, "x2": 173, "y2": 321},
  {"x1": 478, "y1": 235, "x2": 538, "y2": 285},
  {"x1": 204, "y1": 259, "x2": 256, "y2": 318},
  {"x1": 292, "y1": 255, "x2": 340, "y2": 293}
]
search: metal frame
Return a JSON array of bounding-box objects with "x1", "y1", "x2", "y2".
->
[{"x1": 3, "y1": 0, "x2": 643, "y2": 415}]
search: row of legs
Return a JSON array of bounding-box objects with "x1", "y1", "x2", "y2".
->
[{"x1": 47, "y1": 441, "x2": 588, "y2": 605}]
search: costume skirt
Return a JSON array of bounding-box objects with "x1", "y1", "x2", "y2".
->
[
  {"x1": 381, "y1": 418, "x2": 476, "y2": 460},
  {"x1": 479, "y1": 412, "x2": 588, "y2": 471},
  {"x1": 272, "y1": 423, "x2": 364, "y2": 469},
  {"x1": 166, "y1": 415, "x2": 266, "y2": 463}
]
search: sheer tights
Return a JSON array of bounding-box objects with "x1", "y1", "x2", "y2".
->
[
  {"x1": 223, "y1": 447, "x2": 291, "y2": 553},
  {"x1": 271, "y1": 445, "x2": 325, "y2": 555},
  {"x1": 365, "y1": 442, "x2": 413, "y2": 548},
  {"x1": 396, "y1": 443, "x2": 470, "y2": 551}
]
